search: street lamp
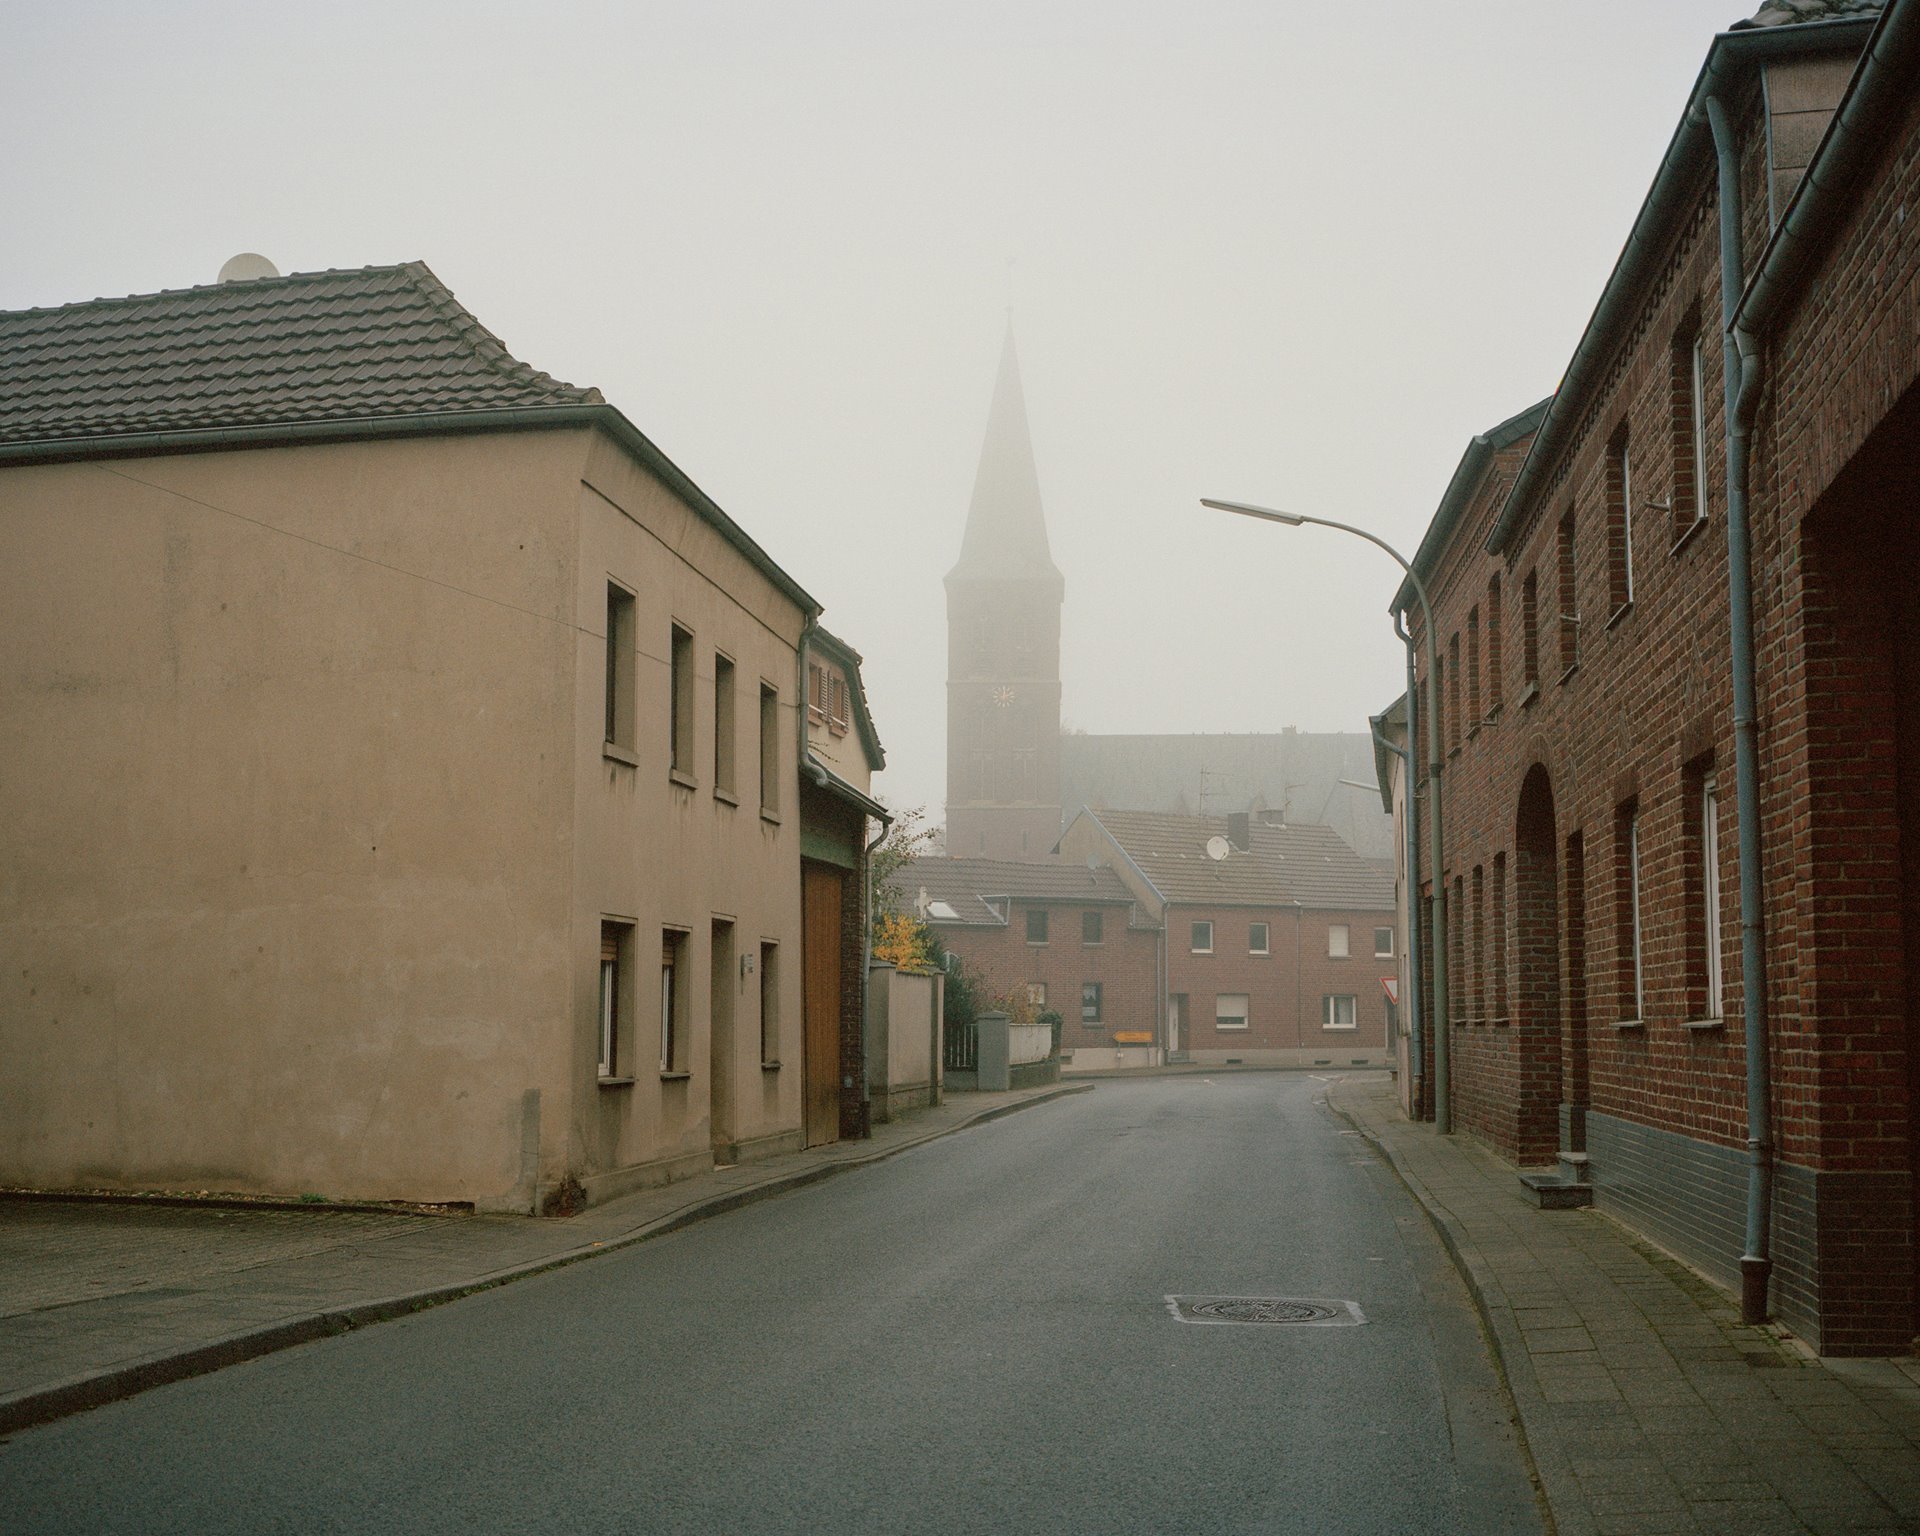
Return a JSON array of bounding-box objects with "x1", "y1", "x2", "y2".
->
[{"x1": 1200, "y1": 498, "x2": 1452, "y2": 1134}]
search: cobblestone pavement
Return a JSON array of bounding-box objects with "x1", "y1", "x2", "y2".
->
[
  {"x1": 0, "y1": 1083, "x2": 1088, "y2": 1433},
  {"x1": 1329, "y1": 1074, "x2": 1920, "y2": 1536}
]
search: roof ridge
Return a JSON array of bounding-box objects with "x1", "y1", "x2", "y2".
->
[{"x1": 0, "y1": 262, "x2": 422, "y2": 319}]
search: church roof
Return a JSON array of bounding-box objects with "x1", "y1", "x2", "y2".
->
[{"x1": 946, "y1": 324, "x2": 1062, "y2": 586}]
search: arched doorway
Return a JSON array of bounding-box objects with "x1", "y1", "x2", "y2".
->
[{"x1": 1514, "y1": 764, "x2": 1562, "y2": 1162}]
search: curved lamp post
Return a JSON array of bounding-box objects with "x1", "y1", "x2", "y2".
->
[{"x1": 1200, "y1": 498, "x2": 1452, "y2": 1134}]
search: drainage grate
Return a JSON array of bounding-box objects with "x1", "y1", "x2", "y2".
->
[{"x1": 1166, "y1": 1295, "x2": 1365, "y2": 1327}]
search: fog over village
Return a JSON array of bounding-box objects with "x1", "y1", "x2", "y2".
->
[{"x1": 4, "y1": 3, "x2": 1919, "y2": 1533}]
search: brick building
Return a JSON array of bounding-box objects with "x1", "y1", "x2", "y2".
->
[
  {"x1": 889, "y1": 857, "x2": 1160, "y2": 1064},
  {"x1": 1059, "y1": 810, "x2": 1397, "y2": 1069},
  {"x1": 1395, "y1": 0, "x2": 1918, "y2": 1352}
]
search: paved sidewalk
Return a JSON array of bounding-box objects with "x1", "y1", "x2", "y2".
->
[
  {"x1": 0, "y1": 1083, "x2": 1089, "y2": 1436},
  {"x1": 1330, "y1": 1075, "x2": 1920, "y2": 1536}
]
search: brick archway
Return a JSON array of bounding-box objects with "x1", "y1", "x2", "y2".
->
[{"x1": 1513, "y1": 763, "x2": 1563, "y2": 1162}]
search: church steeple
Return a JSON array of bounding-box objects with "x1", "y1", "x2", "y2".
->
[
  {"x1": 948, "y1": 323, "x2": 1063, "y2": 587},
  {"x1": 944, "y1": 323, "x2": 1065, "y2": 861}
]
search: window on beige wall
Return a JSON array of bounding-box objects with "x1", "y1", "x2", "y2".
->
[
  {"x1": 759, "y1": 941, "x2": 780, "y2": 1066},
  {"x1": 713, "y1": 653, "x2": 736, "y2": 798},
  {"x1": 605, "y1": 583, "x2": 636, "y2": 752},
  {"x1": 669, "y1": 624, "x2": 695, "y2": 779},
  {"x1": 661, "y1": 929, "x2": 689, "y2": 1074},
  {"x1": 599, "y1": 921, "x2": 633, "y2": 1080},
  {"x1": 1215, "y1": 993, "x2": 1248, "y2": 1031},
  {"x1": 759, "y1": 684, "x2": 780, "y2": 816}
]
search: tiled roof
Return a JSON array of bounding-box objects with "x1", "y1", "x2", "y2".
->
[
  {"x1": 887, "y1": 856, "x2": 1138, "y2": 927},
  {"x1": 1087, "y1": 809, "x2": 1395, "y2": 911},
  {"x1": 0, "y1": 262, "x2": 601, "y2": 447}
]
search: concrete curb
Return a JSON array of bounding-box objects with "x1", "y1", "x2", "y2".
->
[
  {"x1": 0, "y1": 1082, "x2": 1093, "y2": 1437},
  {"x1": 1324, "y1": 1084, "x2": 1575, "y2": 1536}
]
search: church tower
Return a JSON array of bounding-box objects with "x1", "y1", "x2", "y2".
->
[{"x1": 945, "y1": 326, "x2": 1064, "y2": 860}]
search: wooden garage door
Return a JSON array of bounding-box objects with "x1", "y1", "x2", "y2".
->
[{"x1": 802, "y1": 861, "x2": 843, "y2": 1148}]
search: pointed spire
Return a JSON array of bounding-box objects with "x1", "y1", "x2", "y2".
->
[{"x1": 947, "y1": 322, "x2": 1062, "y2": 585}]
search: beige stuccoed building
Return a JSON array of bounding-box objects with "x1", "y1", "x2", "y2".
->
[{"x1": 0, "y1": 259, "x2": 876, "y2": 1211}]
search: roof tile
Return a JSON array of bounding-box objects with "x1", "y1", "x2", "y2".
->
[{"x1": 1086, "y1": 809, "x2": 1395, "y2": 911}]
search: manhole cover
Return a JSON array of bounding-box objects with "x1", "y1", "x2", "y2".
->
[{"x1": 1166, "y1": 1295, "x2": 1365, "y2": 1326}]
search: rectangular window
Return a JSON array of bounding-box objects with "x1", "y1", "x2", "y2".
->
[
  {"x1": 1322, "y1": 994, "x2": 1357, "y2": 1029},
  {"x1": 828, "y1": 674, "x2": 850, "y2": 735},
  {"x1": 660, "y1": 929, "x2": 689, "y2": 1073},
  {"x1": 1028, "y1": 982, "x2": 1047, "y2": 1010},
  {"x1": 1557, "y1": 507, "x2": 1579, "y2": 676},
  {"x1": 1467, "y1": 607, "x2": 1481, "y2": 730},
  {"x1": 713, "y1": 653, "x2": 736, "y2": 798},
  {"x1": 1522, "y1": 569, "x2": 1540, "y2": 692},
  {"x1": 1374, "y1": 926, "x2": 1393, "y2": 959},
  {"x1": 1608, "y1": 429, "x2": 1634, "y2": 613},
  {"x1": 669, "y1": 624, "x2": 694, "y2": 778},
  {"x1": 759, "y1": 941, "x2": 779, "y2": 1066},
  {"x1": 1486, "y1": 574, "x2": 1504, "y2": 713},
  {"x1": 1492, "y1": 852, "x2": 1508, "y2": 1022},
  {"x1": 1690, "y1": 336, "x2": 1710, "y2": 528},
  {"x1": 1448, "y1": 633, "x2": 1461, "y2": 754},
  {"x1": 1082, "y1": 910, "x2": 1104, "y2": 946},
  {"x1": 599, "y1": 922, "x2": 632, "y2": 1078},
  {"x1": 1191, "y1": 920, "x2": 1213, "y2": 954},
  {"x1": 1695, "y1": 771, "x2": 1726, "y2": 1020},
  {"x1": 605, "y1": 583, "x2": 636, "y2": 751},
  {"x1": 1082, "y1": 982, "x2": 1103, "y2": 1023},
  {"x1": 1249, "y1": 921, "x2": 1270, "y2": 955},
  {"x1": 1471, "y1": 866, "x2": 1485, "y2": 1024},
  {"x1": 1328, "y1": 923, "x2": 1350, "y2": 959},
  {"x1": 1215, "y1": 993, "x2": 1249, "y2": 1031},
  {"x1": 806, "y1": 662, "x2": 826, "y2": 723},
  {"x1": 1672, "y1": 325, "x2": 1709, "y2": 539},
  {"x1": 1026, "y1": 908, "x2": 1049, "y2": 945},
  {"x1": 1617, "y1": 802, "x2": 1643, "y2": 1021},
  {"x1": 759, "y1": 684, "x2": 780, "y2": 816}
]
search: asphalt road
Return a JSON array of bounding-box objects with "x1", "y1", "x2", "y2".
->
[{"x1": 0, "y1": 1075, "x2": 1542, "y2": 1535}]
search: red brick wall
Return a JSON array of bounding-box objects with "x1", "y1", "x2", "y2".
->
[
  {"x1": 1167, "y1": 905, "x2": 1393, "y2": 1055},
  {"x1": 930, "y1": 898, "x2": 1159, "y2": 1042}
]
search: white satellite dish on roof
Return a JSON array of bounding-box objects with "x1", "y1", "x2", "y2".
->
[
  {"x1": 217, "y1": 253, "x2": 279, "y2": 284},
  {"x1": 1205, "y1": 836, "x2": 1230, "y2": 861}
]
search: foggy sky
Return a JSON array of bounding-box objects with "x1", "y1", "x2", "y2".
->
[{"x1": 1, "y1": 1, "x2": 1754, "y2": 824}]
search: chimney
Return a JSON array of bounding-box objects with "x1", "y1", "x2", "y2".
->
[{"x1": 1226, "y1": 811, "x2": 1251, "y2": 852}]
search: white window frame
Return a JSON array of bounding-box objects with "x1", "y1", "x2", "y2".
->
[
  {"x1": 1249, "y1": 922, "x2": 1270, "y2": 956},
  {"x1": 1026, "y1": 908, "x2": 1049, "y2": 945},
  {"x1": 1373, "y1": 926, "x2": 1394, "y2": 958},
  {"x1": 1322, "y1": 994, "x2": 1358, "y2": 1030},
  {"x1": 1621, "y1": 442, "x2": 1636, "y2": 604},
  {"x1": 1702, "y1": 776, "x2": 1723, "y2": 1018},
  {"x1": 1191, "y1": 920, "x2": 1213, "y2": 955},
  {"x1": 599, "y1": 956, "x2": 619, "y2": 1077},
  {"x1": 1214, "y1": 993, "x2": 1249, "y2": 1031},
  {"x1": 1690, "y1": 336, "x2": 1709, "y2": 522},
  {"x1": 1328, "y1": 923, "x2": 1350, "y2": 959},
  {"x1": 1081, "y1": 982, "x2": 1102, "y2": 1024}
]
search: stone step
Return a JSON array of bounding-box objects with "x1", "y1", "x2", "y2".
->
[{"x1": 1518, "y1": 1171, "x2": 1594, "y2": 1210}]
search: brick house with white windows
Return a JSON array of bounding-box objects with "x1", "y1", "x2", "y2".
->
[
  {"x1": 1393, "y1": 0, "x2": 1920, "y2": 1351},
  {"x1": 1057, "y1": 810, "x2": 1397, "y2": 1068}
]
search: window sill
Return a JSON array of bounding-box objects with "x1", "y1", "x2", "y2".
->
[
  {"x1": 1214, "y1": 1026, "x2": 1249, "y2": 1033},
  {"x1": 1487, "y1": 1016, "x2": 1511, "y2": 1029},
  {"x1": 1448, "y1": 746, "x2": 1461, "y2": 761},
  {"x1": 1250, "y1": 951, "x2": 1270, "y2": 958},
  {"x1": 659, "y1": 1070, "x2": 692, "y2": 1083},
  {"x1": 1026, "y1": 941, "x2": 1049, "y2": 948},
  {"x1": 1321, "y1": 1024, "x2": 1358, "y2": 1032},
  {"x1": 602, "y1": 742, "x2": 640, "y2": 768},
  {"x1": 1483, "y1": 704, "x2": 1503, "y2": 727},
  {"x1": 1671, "y1": 515, "x2": 1710, "y2": 556},
  {"x1": 1468, "y1": 723, "x2": 1481, "y2": 742},
  {"x1": 1682, "y1": 1016, "x2": 1726, "y2": 1033},
  {"x1": 1517, "y1": 681, "x2": 1540, "y2": 710},
  {"x1": 714, "y1": 787, "x2": 739, "y2": 807},
  {"x1": 1612, "y1": 1018, "x2": 1646, "y2": 1032},
  {"x1": 1081, "y1": 1020, "x2": 1103, "y2": 1028},
  {"x1": 1559, "y1": 661, "x2": 1580, "y2": 687},
  {"x1": 1082, "y1": 942, "x2": 1104, "y2": 949},
  {"x1": 1606, "y1": 600, "x2": 1634, "y2": 632},
  {"x1": 1191, "y1": 950, "x2": 1214, "y2": 957},
  {"x1": 760, "y1": 1059, "x2": 781, "y2": 1072},
  {"x1": 597, "y1": 1075, "x2": 635, "y2": 1088},
  {"x1": 668, "y1": 767, "x2": 697, "y2": 791},
  {"x1": 760, "y1": 807, "x2": 782, "y2": 826}
]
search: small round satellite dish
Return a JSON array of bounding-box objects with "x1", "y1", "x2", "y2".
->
[
  {"x1": 217, "y1": 253, "x2": 279, "y2": 284},
  {"x1": 1205, "y1": 836, "x2": 1230, "y2": 861}
]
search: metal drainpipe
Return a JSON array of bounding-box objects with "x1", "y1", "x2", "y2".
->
[
  {"x1": 1705, "y1": 94, "x2": 1775, "y2": 1325},
  {"x1": 1392, "y1": 612, "x2": 1426, "y2": 1111}
]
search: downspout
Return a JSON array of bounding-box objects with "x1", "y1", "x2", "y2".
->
[
  {"x1": 1704, "y1": 93, "x2": 1774, "y2": 1326},
  {"x1": 1392, "y1": 613, "x2": 1426, "y2": 1110}
]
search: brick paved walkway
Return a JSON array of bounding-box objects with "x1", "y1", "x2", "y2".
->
[
  {"x1": 0, "y1": 1083, "x2": 1087, "y2": 1435},
  {"x1": 1329, "y1": 1074, "x2": 1920, "y2": 1536}
]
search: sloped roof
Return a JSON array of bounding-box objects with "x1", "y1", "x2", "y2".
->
[
  {"x1": 1088, "y1": 809, "x2": 1396, "y2": 911},
  {"x1": 888, "y1": 856, "x2": 1138, "y2": 927},
  {"x1": 0, "y1": 262, "x2": 601, "y2": 446},
  {"x1": 810, "y1": 625, "x2": 886, "y2": 771}
]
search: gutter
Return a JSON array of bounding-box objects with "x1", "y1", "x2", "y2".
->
[
  {"x1": 1487, "y1": 14, "x2": 1877, "y2": 557},
  {"x1": 0, "y1": 402, "x2": 821, "y2": 617}
]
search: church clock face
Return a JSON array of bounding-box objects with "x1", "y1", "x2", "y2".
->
[{"x1": 991, "y1": 685, "x2": 1017, "y2": 708}]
